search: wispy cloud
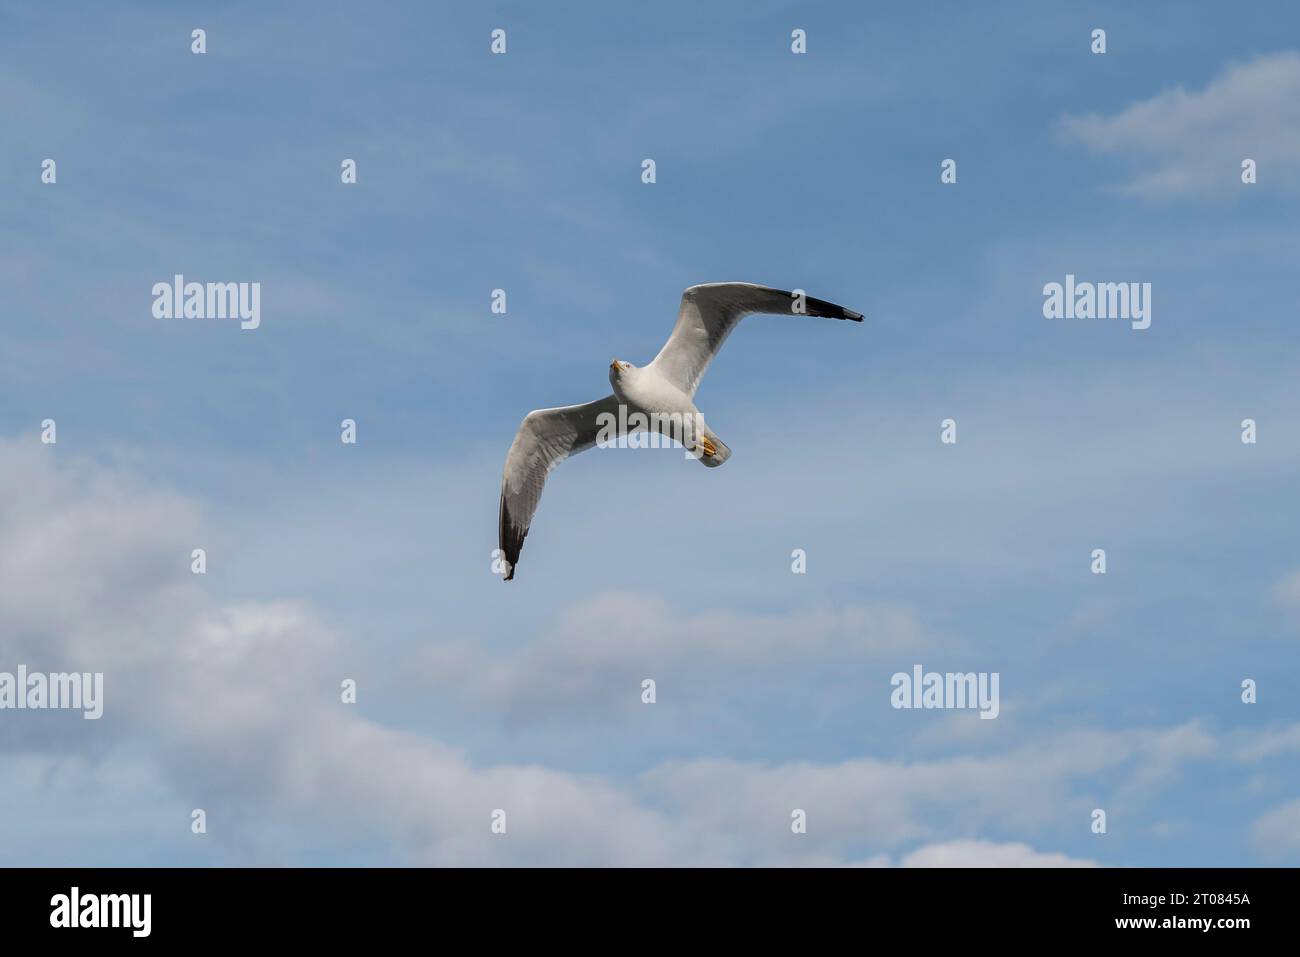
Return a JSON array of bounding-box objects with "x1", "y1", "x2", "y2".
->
[
  {"x1": 413, "y1": 590, "x2": 925, "y2": 724},
  {"x1": 898, "y1": 839, "x2": 1097, "y2": 868},
  {"x1": 1060, "y1": 51, "x2": 1300, "y2": 197},
  {"x1": 1250, "y1": 799, "x2": 1300, "y2": 856}
]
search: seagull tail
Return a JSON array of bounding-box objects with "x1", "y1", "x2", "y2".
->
[{"x1": 697, "y1": 431, "x2": 731, "y2": 469}]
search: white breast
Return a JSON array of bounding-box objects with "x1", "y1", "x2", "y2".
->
[{"x1": 616, "y1": 365, "x2": 697, "y2": 415}]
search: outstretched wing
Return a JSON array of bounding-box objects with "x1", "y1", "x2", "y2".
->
[
  {"x1": 649, "y1": 282, "x2": 863, "y2": 396},
  {"x1": 498, "y1": 394, "x2": 623, "y2": 581}
]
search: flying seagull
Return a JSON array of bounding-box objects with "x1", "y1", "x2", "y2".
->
[{"x1": 498, "y1": 282, "x2": 863, "y2": 580}]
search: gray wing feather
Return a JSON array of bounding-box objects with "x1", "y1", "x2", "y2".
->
[
  {"x1": 649, "y1": 282, "x2": 863, "y2": 396},
  {"x1": 498, "y1": 394, "x2": 623, "y2": 580}
]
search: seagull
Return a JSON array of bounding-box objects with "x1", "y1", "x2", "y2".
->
[{"x1": 497, "y1": 282, "x2": 863, "y2": 580}]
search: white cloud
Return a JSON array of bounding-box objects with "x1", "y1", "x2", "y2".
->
[
  {"x1": 639, "y1": 724, "x2": 1215, "y2": 864},
  {"x1": 0, "y1": 439, "x2": 1232, "y2": 865},
  {"x1": 414, "y1": 590, "x2": 924, "y2": 723},
  {"x1": 0, "y1": 441, "x2": 700, "y2": 865},
  {"x1": 1237, "y1": 723, "x2": 1300, "y2": 761},
  {"x1": 1250, "y1": 798, "x2": 1300, "y2": 857},
  {"x1": 1060, "y1": 51, "x2": 1300, "y2": 197},
  {"x1": 899, "y1": 839, "x2": 1096, "y2": 868}
]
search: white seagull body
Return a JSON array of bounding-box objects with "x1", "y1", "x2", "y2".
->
[{"x1": 498, "y1": 282, "x2": 863, "y2": 580}]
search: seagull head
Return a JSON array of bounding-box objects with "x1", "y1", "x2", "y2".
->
[{"x1": 609, "y1": 359, "x2": 633, "y2": 380}]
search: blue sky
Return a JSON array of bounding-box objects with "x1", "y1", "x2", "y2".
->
[{"x1": 1, "y1": 0, "x2": 1299, "y2": 865}]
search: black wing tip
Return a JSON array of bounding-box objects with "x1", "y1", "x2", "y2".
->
[
  {"x1": 804, "y1": 294, "x2": 864, "y2": 322},
  {"x1": 688, "y1": 283, "x2": 863, "y2": 321},
  {"x1": 500, "y1": 532, "x2": 524, "y2": 581},
  {"x1": 498, "y1": 496, "x2": 526, "y2": 581},
  {"x1": 500, "y1": 544, "x2": 521, "y2": 580}
]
